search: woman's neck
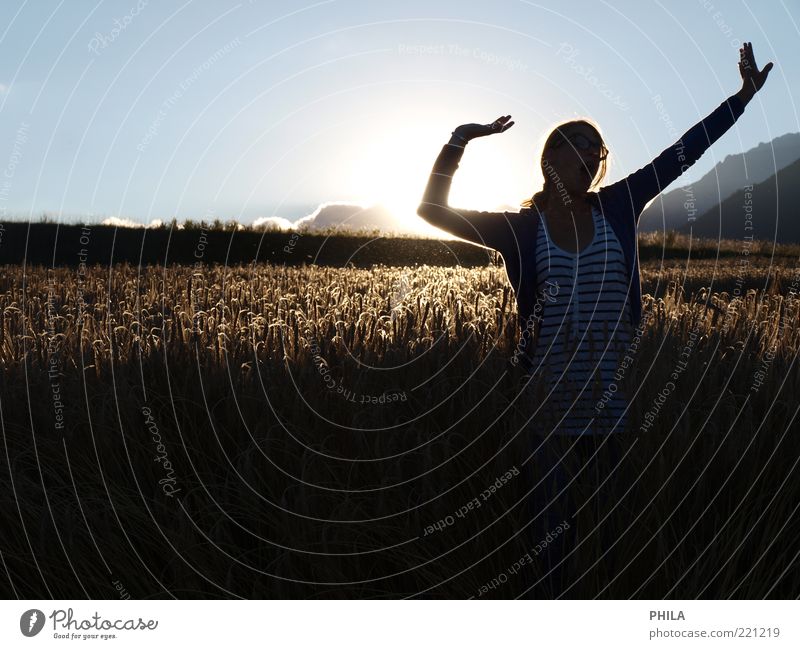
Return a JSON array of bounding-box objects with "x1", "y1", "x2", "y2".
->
[{"x1": 543, "y1": 190, "x2": 591, "y2": 217}]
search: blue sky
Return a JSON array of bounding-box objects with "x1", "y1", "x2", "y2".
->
[{"x1": 0, "y1": 0, "x2": 797, "y2": 231}]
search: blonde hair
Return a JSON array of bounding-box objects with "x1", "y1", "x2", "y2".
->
[{"x1": 520, "y1": 118, "x2": 609, "y2": 210}]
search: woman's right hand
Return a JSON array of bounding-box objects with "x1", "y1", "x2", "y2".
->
[{"x1": 453, "y1": 114, "x2": 514, "y2": 142}]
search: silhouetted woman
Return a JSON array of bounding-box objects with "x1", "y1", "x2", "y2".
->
[{"x1": 417, "y1": 42, "x2": 772, "y2": 595}]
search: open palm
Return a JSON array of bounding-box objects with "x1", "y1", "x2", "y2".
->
[
  {"x1": 739, "y1": 41, "x2": 773, "y2": 95},
  {"x1": 453, "y1": 115, "x2": 515, "y2": 142}
]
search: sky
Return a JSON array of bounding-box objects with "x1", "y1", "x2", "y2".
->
[{"x1": 0, "y1": 0, "x2": 797, "y2": 234}]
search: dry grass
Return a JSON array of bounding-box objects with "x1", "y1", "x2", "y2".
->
[{"x1": 0, "y1": 260, "x2": 798, "y2": 598}]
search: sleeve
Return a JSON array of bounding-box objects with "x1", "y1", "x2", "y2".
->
[
  {"x1": 417, "y1": 142, "x2": 514, "y2": 252},
  {"x1": 604, "y1": 94, "x2": 746, "y2": 223}
]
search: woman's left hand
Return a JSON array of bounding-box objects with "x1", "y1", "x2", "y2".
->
[{"x1": 738, "y1": 41, "x2": 773, "y2": 101}]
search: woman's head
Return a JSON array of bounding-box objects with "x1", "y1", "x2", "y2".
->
[{"x1": 521, "y1": 118, "x2": 609, "y2": 209}]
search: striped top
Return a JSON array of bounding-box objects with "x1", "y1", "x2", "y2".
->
[{"x1": 530, "y1": 205, "x2": 633, "y2": 435}]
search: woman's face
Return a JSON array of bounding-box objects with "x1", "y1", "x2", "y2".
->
[{"x1": 543, "y1": 124, "x2": 604, "y2": 197}]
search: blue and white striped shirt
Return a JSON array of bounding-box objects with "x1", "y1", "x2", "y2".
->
[{"x1": 530, "y1": 205, "x2": 632, "y2": 435}]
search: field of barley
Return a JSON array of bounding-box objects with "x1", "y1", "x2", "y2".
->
[{"x1": 1, "y1": 257, "x2": 799, "y2": 598}]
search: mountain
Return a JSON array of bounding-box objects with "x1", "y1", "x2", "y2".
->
[
  {"x1": 680, "y1": 156, "x2": 800, "y2": 244},
  {"x1": 638, "y1": 131, "x2": 800, "y2": 232}
]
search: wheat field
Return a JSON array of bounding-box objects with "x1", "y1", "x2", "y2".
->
[{"x1": 1, "y1": 259, "x2": 799, "y2": 598}]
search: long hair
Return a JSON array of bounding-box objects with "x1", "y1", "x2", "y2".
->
[{"x1": 520, "y1": 118, "x2": 609, "y2": 210}]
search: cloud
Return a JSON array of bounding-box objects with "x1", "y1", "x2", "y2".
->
[
  {"x1": 100, "y1": 216, "x2": 165, "y2": 228},
  {"x1": 291, "y1": 201, "x2": 416, "y2": 234},
  {"x1": 101, "y1": 216, "x2": 139, "y2": 228},
  {"x1": 252, "y1": 201, "x2": 520, "y2": 238},
  {"x1": 252, "y1": 216, "x2": 294, "y2": 231}
]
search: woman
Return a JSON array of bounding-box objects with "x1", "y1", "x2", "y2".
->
[{"x1": 417, "y1": 42, "x2": 772, "y2": 594}]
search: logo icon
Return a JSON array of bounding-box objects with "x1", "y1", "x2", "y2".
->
[{"x1": 20, "y1": 609, "x2": 45, "y2": 637}]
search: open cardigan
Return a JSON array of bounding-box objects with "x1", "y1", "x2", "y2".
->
[{"x1": 418, "y1": 93, "x2": 746, "y2": 361}]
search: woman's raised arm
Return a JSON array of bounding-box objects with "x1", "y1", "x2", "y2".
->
[
  {"x1": 417, "y1": 116, "x2": 516, "y2": 252},
  {"x1": 604, "y1": 41, "x2": 773, "y2": 223}
]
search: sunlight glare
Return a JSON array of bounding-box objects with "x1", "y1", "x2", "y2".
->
[{"x1": 345, "y1": 123, "x2": 524, "y2": 236}]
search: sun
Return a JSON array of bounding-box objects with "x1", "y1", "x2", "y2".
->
[{"x1": 345, "y1": 124, "x2": 520, "y2": 236}]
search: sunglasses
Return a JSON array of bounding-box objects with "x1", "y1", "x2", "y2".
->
[{"x1": 552, "y1": 132, "x2": 608, "y2": 160}]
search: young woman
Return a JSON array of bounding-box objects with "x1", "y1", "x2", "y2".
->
[{"x1": 417, "y1": 42, "x2": 772, "y2": 594}]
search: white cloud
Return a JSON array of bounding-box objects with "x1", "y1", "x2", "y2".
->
[
  {"x1": 100, "y1": 216, "x2": 164, "y2": 228},
  {"x1": 101, "y1": 216, "x2": 139, "y2": 228},
  {"x1": 252, "y1": 216, "x2": 294, "y2": 231},
  {"x1": 251, "y1": 202, "x2": 417, "y2": 235},
  {"x1": 291, "y1": 201, "x2": 417, "y2": 234},
  {"x1": 252, "y1": 201, "x2": 516, "y2": 238}
]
